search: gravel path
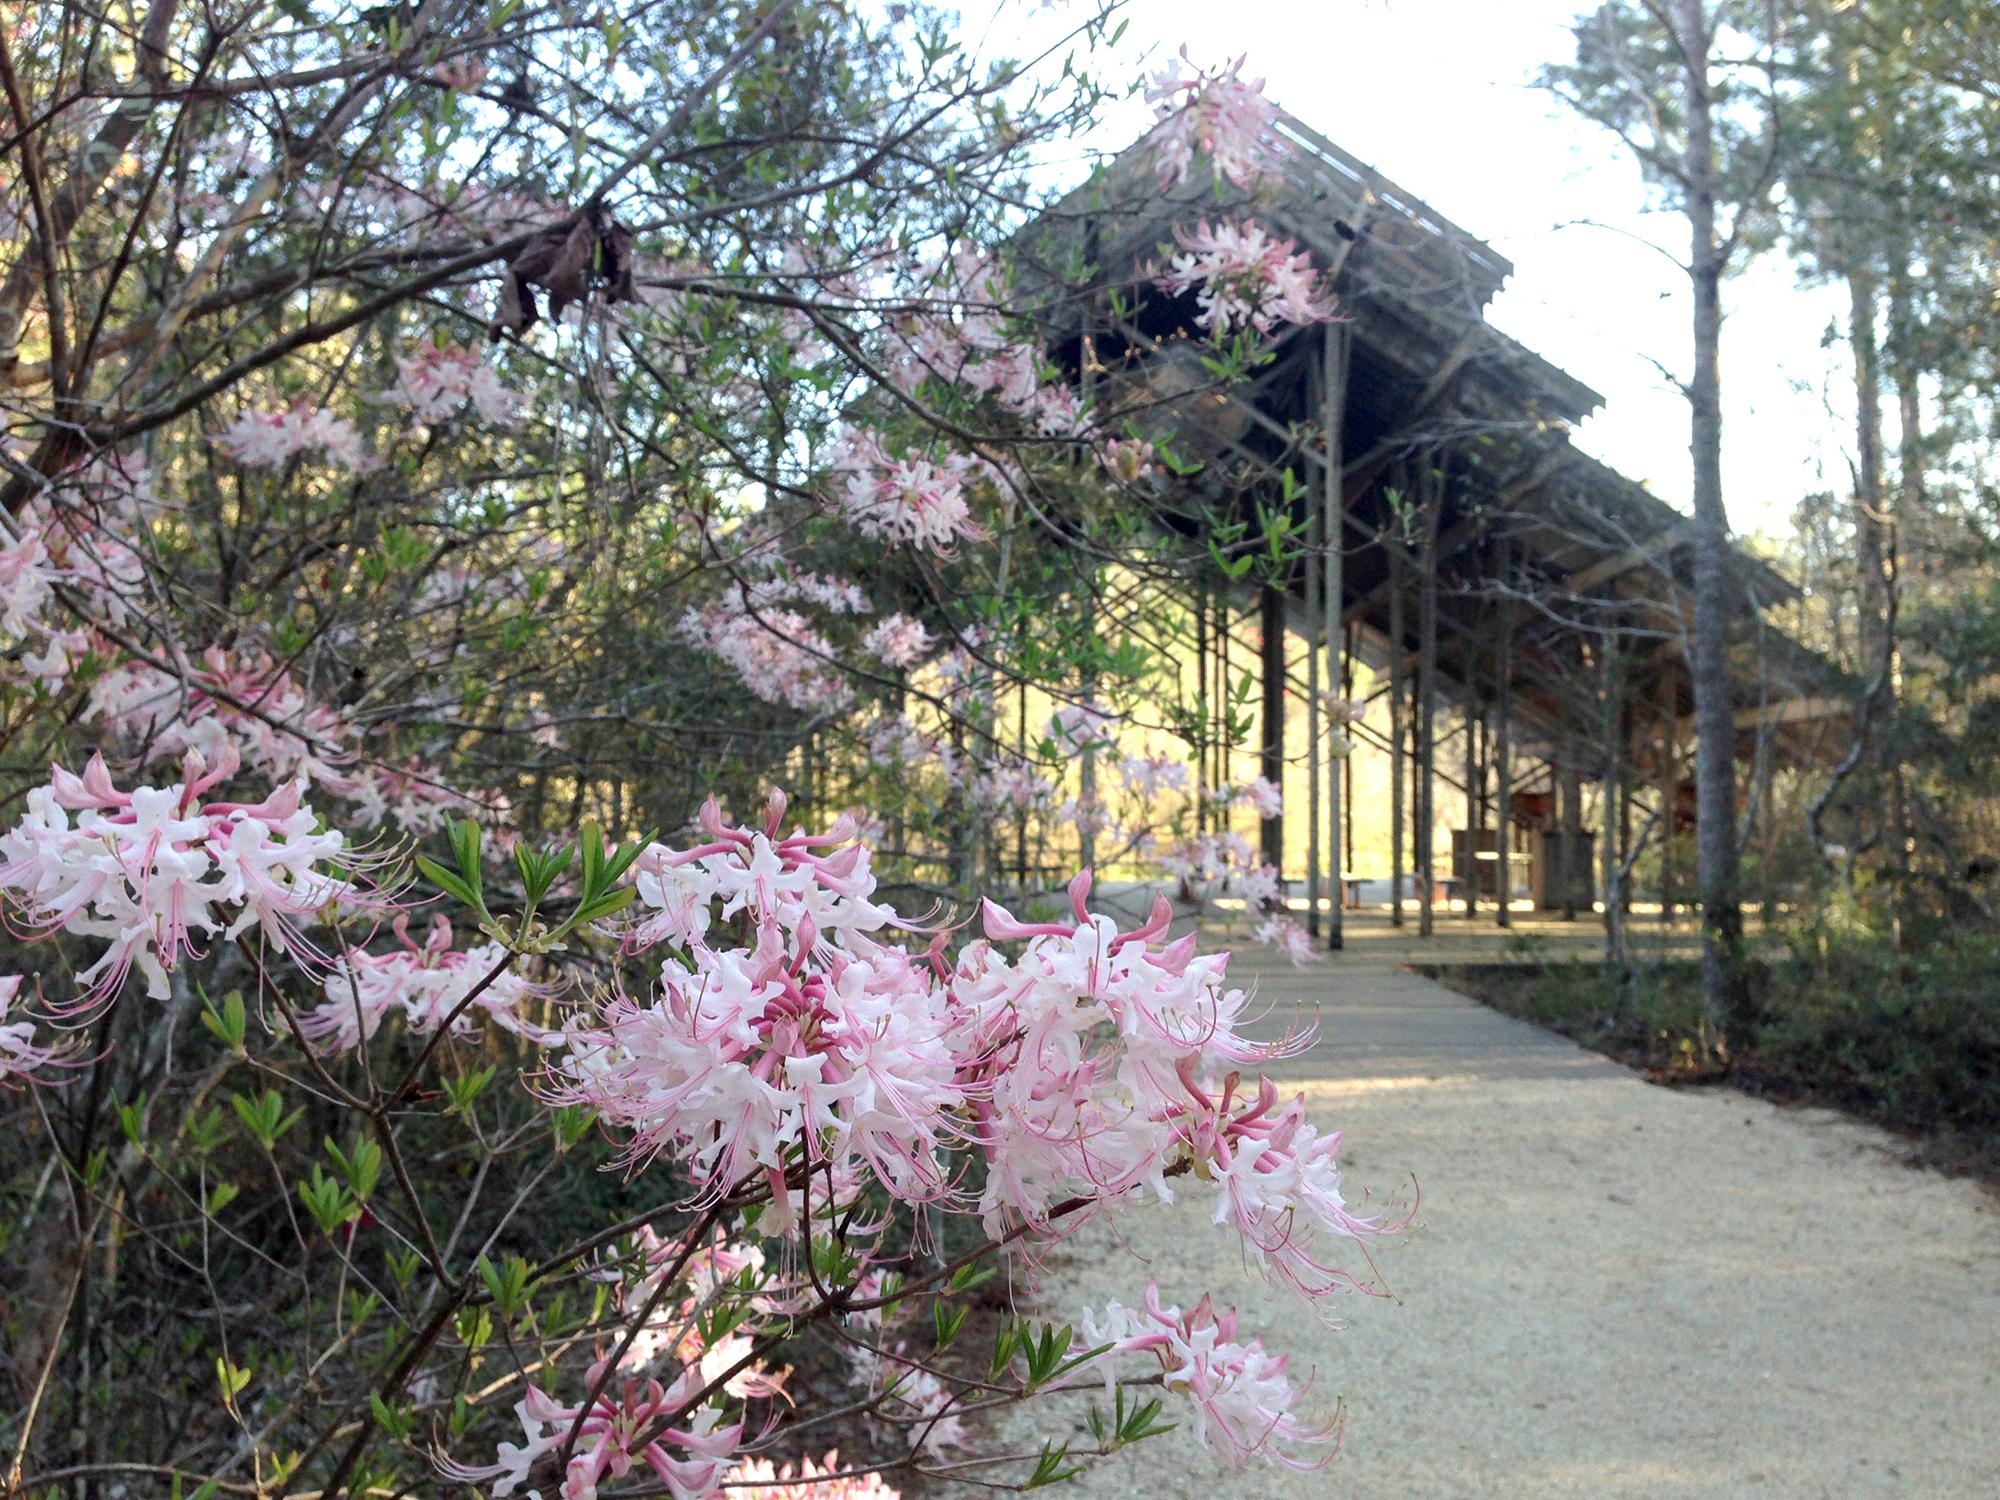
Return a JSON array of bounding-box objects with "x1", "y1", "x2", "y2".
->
[{"x1": 996, "y1": 956, "x2": 2000, "y2": 1499}]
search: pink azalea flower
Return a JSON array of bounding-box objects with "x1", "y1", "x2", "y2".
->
[
  {"x1": 1155, "y1": 220, "x2": 1334, "y2": 336},
  {"x1": 1253, "y1": 916, "x2": 1321, "y2": 967},
  {"x1": 860, "y1": 613, "x2": 934, "y2": 669},
  {"x1": 213, "y1": 402, "x2": 375, "y2": 470},
  {"x1": 378, "y1": 341, "x2": 522, "y2": 426},
  {"x1": 1231, "y1": 776, "x2": 1284, "y2": 819},
  {"x1": 300, "y1": 913, "x2": 547, "y2": 1053},
  {"x1": 729, "y1": 1450, "x2": 900, "y2": 1499},
  {"x1": 0, "y1": 749, "x2": 355, "y2": 1007},
  {"x1": 1079, "y1": 1281, "x2": 1338, "y2": 1468},
  {"x1": 1145, "y1": 50, "x2": 1285, "y2": 190},
  {"x1": 835, "y1": 449, "x2": 985, "y2": 553},
  {"x1": 1116, "y1": 750, "x2": 1192, "y2": 801},
  {"x1": 438, "y1": 1373, "x2": 743, "y2": 1500},
  {"x1": 1173, "y1": 1066, "x2": 1391, "y2": 1305},
  {"x1": 0, "y1": 976, "x2": 72, "y2": 1086}
]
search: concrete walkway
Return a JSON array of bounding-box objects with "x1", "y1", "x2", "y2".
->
[{"x1": 999, "y1": 956, "x2": 2000, "y2": 1499}]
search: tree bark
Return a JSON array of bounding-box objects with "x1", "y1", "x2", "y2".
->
[
  {"x1": 1850, "y1": 268, "x2": 1891, "y2": 678},
  {"x1": 1676, "y1": 0, "x2": 1750, "y2": 1041}
]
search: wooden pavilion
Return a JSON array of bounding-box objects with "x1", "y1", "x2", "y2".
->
[{"x1": 1021, "y1": 111, "x2": 1850, "y2": 947}]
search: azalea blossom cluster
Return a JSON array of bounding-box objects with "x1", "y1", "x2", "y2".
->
[
  {"x1": 90, "y1": 648, "x2": 356, "y2": 791},
  {"x1": 1047, "y1": 699, "x2": 1117, "y2": 752},
  {"x1": 731, "y1": 1452, "x2": 900, "y2": 1499},
  {"x1": 85, "y1": 646, "x2": 482, "y2": 838},
  {"x1": 499, "y1": 794, "x2": 1382, "y2": 1484},
  {"x1": 878, "y1": 248, "x2": 1089, "y2": 442},
  {"x1": 0, "y1": 521, "x2": 74, "y2": 686},
  {"x1": 859, "y1": 613, "x2": 934, "y2": 669},
  {"x1": 2, "y1": 457, "x2": 162, "y2": 691},
  {"x1": 299, "y1": 914, "x2": 546, "y2": 1052},
  {"x1": 826, "y1": 427, "x2": 986, "y2": 554},
  {"x1": 377, "y1": 340, "x2": 522, "y2": 427},
  {"x1": 546, "y1": 790, "x2": 1384, "y2": 1374},
  {"x1": 1226, "y1": 775, "x2": 1284, "y2": 820},
  {"x1": 552, "y1": 792, "x2": 956, "y2": 1209},
  {"x1": 1146, "y1": 50, "x2": 1287, "y2": 191},
  {"x1": 1254, "y1": 915, "x2": 1322, "y2": 966},
  {"x1": 1079, "y1": 1282, "x2": 1334, "y2": 1468},
  {"x1": 0, "y1": 976, "x2": 69, "y2": 1087},
  {"x1": 1117, "y1": 749, "x2": 1195, "y2": 802},
  {"x1": 1154, "y1": 827, "x2": 1280, "y2": 911},
  {"x1": 968, "y1": 756, "x2": 1062, "y2": 819},
  {"x1": 0, "y1": 748, "x2": 351, "y2": 1005},
  {"x1": 678, "y1": 575, "x2": 859, "y2": 715},
  {"x1": 1156, "y1": 219, "x2": 1335, "y2": 337},
  {"x1": 437, "y1": 1370, "x2": 743, "y2": 1500},
  {"x1": 213, "y1": 402, "x2": 372, "y2": 470}
]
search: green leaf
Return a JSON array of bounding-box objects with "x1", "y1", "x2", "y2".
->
[
  {"x1": 1024, "y1": 1440, "x2": 1084, "y2": 1488},
  {"x1": 932, "y1": 1300, "x2": 969, "y2": 1349},
  {"x1": 200, "y1": 990, "x2": 247, "y2": 1051},
  {"x1": 414, "y1": 855, "x2": 480, "y2": 912}
]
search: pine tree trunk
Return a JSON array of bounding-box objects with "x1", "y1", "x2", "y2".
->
[
  {"x1": 1850, "y1": 268, "x2": 1890, "y2": 677},
  {"x1": 1675, "y1": 0, "x2": 1750, "y2": 1042}
]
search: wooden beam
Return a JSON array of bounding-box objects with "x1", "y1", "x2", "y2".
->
[
  {"x1": 1339, "y1": 325, "x2": 1488, "y2": 502},
  {"x1": 1565, "y1": 519, "x2": 1692, "y2": 593}
]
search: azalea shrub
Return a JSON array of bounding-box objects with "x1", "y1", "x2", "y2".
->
[
  {"x1": 0, "y1": 776, "x2": 1392, "y2": 1496},
  {"x1": 0, "y1": 0, "x2": 1384, "y2": 1493}
]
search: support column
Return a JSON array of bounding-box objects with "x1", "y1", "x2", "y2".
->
[
  {"x1": 1464, "y1": 696, "x2": 1480, "y2": 920},
  {"x1": 1194, "y1": 585, "x2": 1209, "y2": 836},
  {"x1": 1079, "y1": 604, "x2": 1098, "y2": 875},
  {"x1": 1344, "y1": 626, "x2": 1357, "y2": 882},
  {"x1": 1659, "y1": 681, "x2": 1679, "y2": 925},
  {"x1": 1618, "y1": 695, "x2": 1634, "y2": 917},
  {"x1": 1321, "y1": 324, "x2": 1350, "y2": 950},
  {"x1": 1259, "y1": 580, "x2": 1286, "y2": 892},
  {"x1": 1417, "y1": 454, "x2": 1441, "y2": 940},
  {"x1": 1388, "y1": 506, "x2": 1406, "y2": 928},
  {"x1": 1560, "y1": 748, "x2": 1582, "y2": 922},
  {"x1": 1600, "y1": 622, "x2": 1627, "y2": 964},
  {"x1": 1305, "y1": 471, "x2": 1323, "y2": 938},
  {"x1": 1495, "y1": 537, "x2": 1514, "y2": 928},
  {"x1": 1759, "y1": 734, "x2": 1779, "y2": 929},
  {"x1": 1016, "y1": 678, "x2": 1029, "y2": 888},
  {"x1": 1216, "y1": 592, "x2": 1231, "y2": 804}
]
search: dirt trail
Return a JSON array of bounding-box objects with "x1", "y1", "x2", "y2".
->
[{"x1": 997, "y1": 957, "x2": 2000, "y2": 1499}]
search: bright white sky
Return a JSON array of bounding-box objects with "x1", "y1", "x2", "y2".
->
[{"x1": 990, "y1": 0, "x2": 1853, "y2": 542}]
